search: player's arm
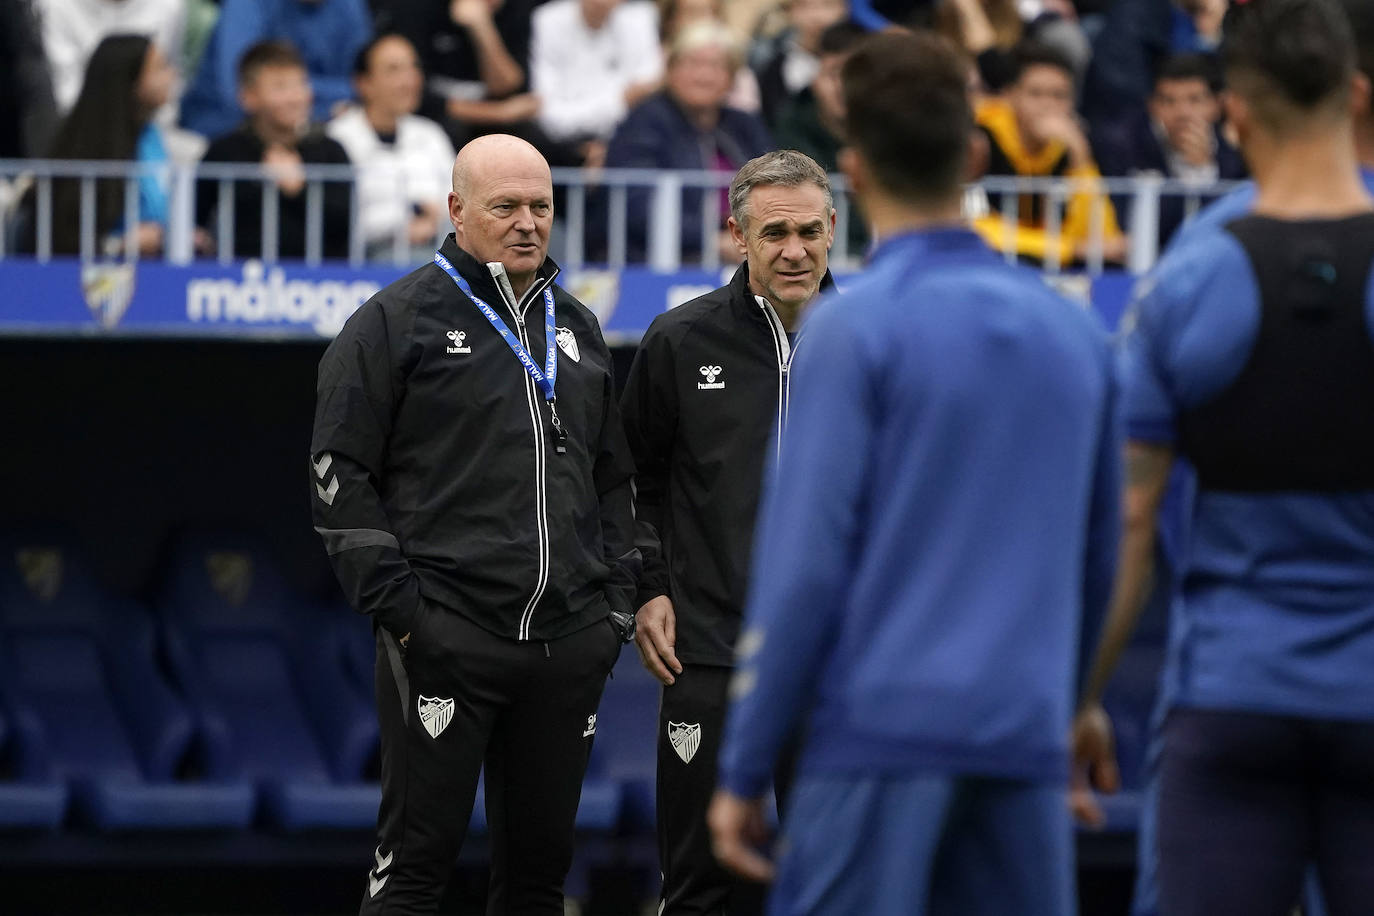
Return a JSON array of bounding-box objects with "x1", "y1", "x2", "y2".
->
[
  {"x1": 711, "y1": 303, "x2": 872, "y2": 881},
  {"x1": 618, "y1": 321, "x2": 683, "y2": 684},
  {"x1": 1070, "y1": 441, "x2": 1174, "y2": 826},
  {"x1": 310, "y1": 302, "x2": 423, "y2": 644},
  {"x1": 591, "y1": 347, "x2": 643, "y2": 629}
]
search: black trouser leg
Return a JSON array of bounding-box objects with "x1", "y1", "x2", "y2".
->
[
  {"x1": 1311, "y1": 718, "x2": 1374, "y2": 916},
  {"x1": 1157, "y1": 709, "x2": 1310, "y2": 916},
  {"x1": 659, "y1": 664, "x2": 791, "y2": 916},
  {"x1": 361, "y1": 607, "x2": 502, "y2": 916},
  {"x1": 484, "y1": 618, "x2": 621, "y2": 916}
]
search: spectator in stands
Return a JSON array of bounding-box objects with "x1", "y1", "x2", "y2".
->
[
  {"x1": 179, "y1": 0, "x2": 371, "y2": 140},
  {"x1": 659, "y1": 0, "x2": 763, "y2": 111},
  {"x1": 387, "y1": 0, "x2": 564, "y2": 156},
  {"x1": 327, "y1": 34, "x2": 456, "y2": 261},
  {"x1": 37, "y1": 0, "x2": 185, "y2": 116},
  {"x1": 195, "y1": 41, "x2": 352, "y2": 260},
  {"x1": 1082, "y1": 0, "x2": 1230, "y2": 130},
  {"x1": 751, "y1": 0, "x2": 849, "y2": 127},
  {"x1": 774, "y1": 20, "x2": 869, "y2": 254},
  {"x1": 973, "y1": 41, "x2": 1127, "y2": 264},
  {"x1": 23, "y1": 34, "x2": 176, "y2": 257},
  {"x1": 1094, "y1": 53, "x2": 1246, "y2": 248},
  {"x1": 604, "y1": 21, "x2": 773, "y2": 262},
  {"x1": 0, "y1": 0, "x2": 58, "y2": 161},
  {"x1": 935, "y1": 0, "x2": 1091, "y2": 91},
  {"x1": 529, "y1": 0, "x2": 664, "y2": 169}
]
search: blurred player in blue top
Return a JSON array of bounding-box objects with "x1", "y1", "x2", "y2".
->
[
  {"x1": 706, "y1": 29, "x2": 1122, "y2": 916},
  {"x1": 1072, "y1": 4, "x2": 1374, "y2": 916},
  {"x1": 1089, "y1": 0, "x2": 1374, "y2": 911}
]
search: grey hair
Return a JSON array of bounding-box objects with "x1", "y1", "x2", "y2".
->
[{"x1": 728, "y1": 150, "x2": 834, "y2": 231}]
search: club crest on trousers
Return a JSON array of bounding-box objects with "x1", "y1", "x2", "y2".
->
[
  {"x1": 668, "y1": 721, "x2": 701, "y2": 764},
  {"x1": 419, "y1": 695, "x2": 454, "y2": 739}
]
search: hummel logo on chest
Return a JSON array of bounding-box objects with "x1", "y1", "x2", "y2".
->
[
  {"x1": 446, "y1": 329, "x2": 471, "y2": 354},
  {"x1": 698, "y1": 365, "x2": 725, "y2": 390}
]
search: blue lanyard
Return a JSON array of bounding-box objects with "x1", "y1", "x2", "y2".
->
[{"x1": 433, "y1": 251, "x2": 567, "y2": 453}]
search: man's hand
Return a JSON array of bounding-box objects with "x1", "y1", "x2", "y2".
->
[
  {"x1": 1037, "y1": 112, "x2": 1092, "y2": 169},
  {"x1": 1174, "y1": 119, "x2": 1214, "y2": 168},
  {"x1": 708, "y1": 789, "x2": 775, "y2": 882},
  {"x1": 408, "y1": 203, "x2": 440, "y2": 246},
  {"x1": 1069, "y1": 703, "x2": 1121, "y2": 829},
  {"x1": 634, "y1": 595, "x2": 681, "y2": 685},
  {"x1": 450, "y1": 0, "x2": 494, "y2": 29},
  {"x1": 263, "y1": 144, "x2": 306, "y2": 197}
]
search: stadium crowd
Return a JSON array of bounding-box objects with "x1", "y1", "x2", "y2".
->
[{"x1": 0, "y1": 0, "x2": 1247, "y2": 262}]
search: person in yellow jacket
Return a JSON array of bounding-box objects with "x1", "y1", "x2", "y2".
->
[{"x1": 974, "y1": 41, "x2": 1127, "y2": 265}]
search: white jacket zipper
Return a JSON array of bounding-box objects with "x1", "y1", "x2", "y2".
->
[
  {"x1": 756, "y1": 295, "x2": 794, "y2": 467},
  {"x1": 491, "y1": 263, "x2": 557, "y2": 641}
]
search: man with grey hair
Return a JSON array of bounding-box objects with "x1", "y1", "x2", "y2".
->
[{"x1": 620, "y1": 148, "x2": 836, "y2": 915}]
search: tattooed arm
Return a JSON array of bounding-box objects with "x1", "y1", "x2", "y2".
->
[{"x1": 1071, "y1": 440, "x2": 1173, "y2": 826}]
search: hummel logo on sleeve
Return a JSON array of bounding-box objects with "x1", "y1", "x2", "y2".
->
[
  {"x1": 446, "y1": 329, "x2": 471, "y2": 354},
  {"x1": 368, "y1": 845, "x2": 393, "y2": 897},
  {"x1": 583, "y1": 713, "x2": 597, "y2": 737},
  {"x1": 698, "y1": 365, "x2": 725, "y2": 389},
  {"x1": 313, "y1": 451, "x2": 339, "y2": 506}
]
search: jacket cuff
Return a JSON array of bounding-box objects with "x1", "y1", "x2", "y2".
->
[{"x1": 373, "y1": 588, "x2": 422, "y2": 640}]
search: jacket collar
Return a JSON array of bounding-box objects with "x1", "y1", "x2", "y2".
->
[
  {"x1": 436, "y1": 234, "x2": 562, "y2": 318},
  {"x1": 727, "y1": 261, "x2": 838, "y2": 320}
]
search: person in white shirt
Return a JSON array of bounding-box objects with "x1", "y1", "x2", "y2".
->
[
  {"x1": 38, "y1": 0, "x2": 185, "y2": 114},
  {"x1": 530, "y1": 0, "x2": 663, "y2": 166},
  {"x1": 327, "y1": 33, "x2": 457, "y2": 261}
]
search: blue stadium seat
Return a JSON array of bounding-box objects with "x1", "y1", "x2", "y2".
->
[
  {"x1": 156, "y1": 531, "x2": 380, "y2": 830},
  {"x1": 0, "y1": 696, "x2": 67, "y2": 829},
  {"x1": 588, "y1": 653, "x2": 660, "y2": 833},
  {"x1": 0, "y1": 528, "x2": 253, "y2": 830}
]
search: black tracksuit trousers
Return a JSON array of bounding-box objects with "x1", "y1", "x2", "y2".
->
[
  {"x1": 657, "y1": 665, "x2": 795, "y2": 916},
  {"x1": 361, "y1": 602, "x2": 622, "y2": 916}
]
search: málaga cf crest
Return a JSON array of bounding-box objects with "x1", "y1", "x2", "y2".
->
[
  {"x1": 668, "y1": 721, "x2": 701, "y2": 764},
  {"x1": 419, "y1": 695, "x2": 454, "y2": 739}
]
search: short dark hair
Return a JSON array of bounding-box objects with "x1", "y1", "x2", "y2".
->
[
  {"x1": 1220, "y1": 0, "x2": 1355, "y2": 113},
  {"x1": 353, "y1": 32, "x2": 416, "y2": 77},
  {"x1": 1010, "y1": 39, "x2": 1075, "y2": 85},
  {"x1": 1155, "y1": 53, "x2": 1221, "y2": 93},
  {"x1": 1338, "y1": 0, "x2": 1374, "y2": 82},
  {"x1": 842, "y1": 30, "x2": 972, "y2": 203},
  {"x1": 237, "y1": 39, "x2": 306, "y2": 88},
  {"x1": 818, "y1": 20, "x2": 867, "y2": 57}
]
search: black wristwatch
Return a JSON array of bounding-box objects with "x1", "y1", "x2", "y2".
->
[{"x1": 609, "y1": 609, "x2": 637, "y2": 644}]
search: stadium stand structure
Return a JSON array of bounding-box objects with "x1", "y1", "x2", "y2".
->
[{"x1": 0, "y1": 526, "x2": 254, "y2": 830}]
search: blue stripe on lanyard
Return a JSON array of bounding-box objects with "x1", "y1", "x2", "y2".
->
[{"x1": 433, "y1": 251, "x2": 558, "y2": 401}]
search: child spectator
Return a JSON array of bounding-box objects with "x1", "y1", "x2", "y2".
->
[
  {"x1": 179, "y1": 0, "x2": 371, "y2": 140},
  {"x1": 973, "y1": 40, "x2": 1126, "y2": 264},
  {"x1": 327, "y1": 34, "x2": 456, "y2": 260},
  {"x1": 195, "y1": 40, "x2": 352, "y2": 259}
]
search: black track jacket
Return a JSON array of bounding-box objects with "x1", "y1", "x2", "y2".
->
[
  {"x1": 621, "y1": 263, "x2": 835, "y2": 666},
  {"x1": 311, "y1": 236, "x2": 640, "y2": 643}
]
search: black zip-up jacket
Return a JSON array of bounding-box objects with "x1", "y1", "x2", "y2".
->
[
  {"x1": 311, "y1": 235, "x2": 640, "y2": 642},
  {"x1": 620, "y1": 263, "x2": 835, "y2": 666}
]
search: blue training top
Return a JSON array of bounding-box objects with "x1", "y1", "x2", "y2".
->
[
  {"x1": 717, "y1": 227, "x2": 1121, "y2": 798},
  {"x1": 1121, "y1": 202, "x2": 1374, "y2": 723}
]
